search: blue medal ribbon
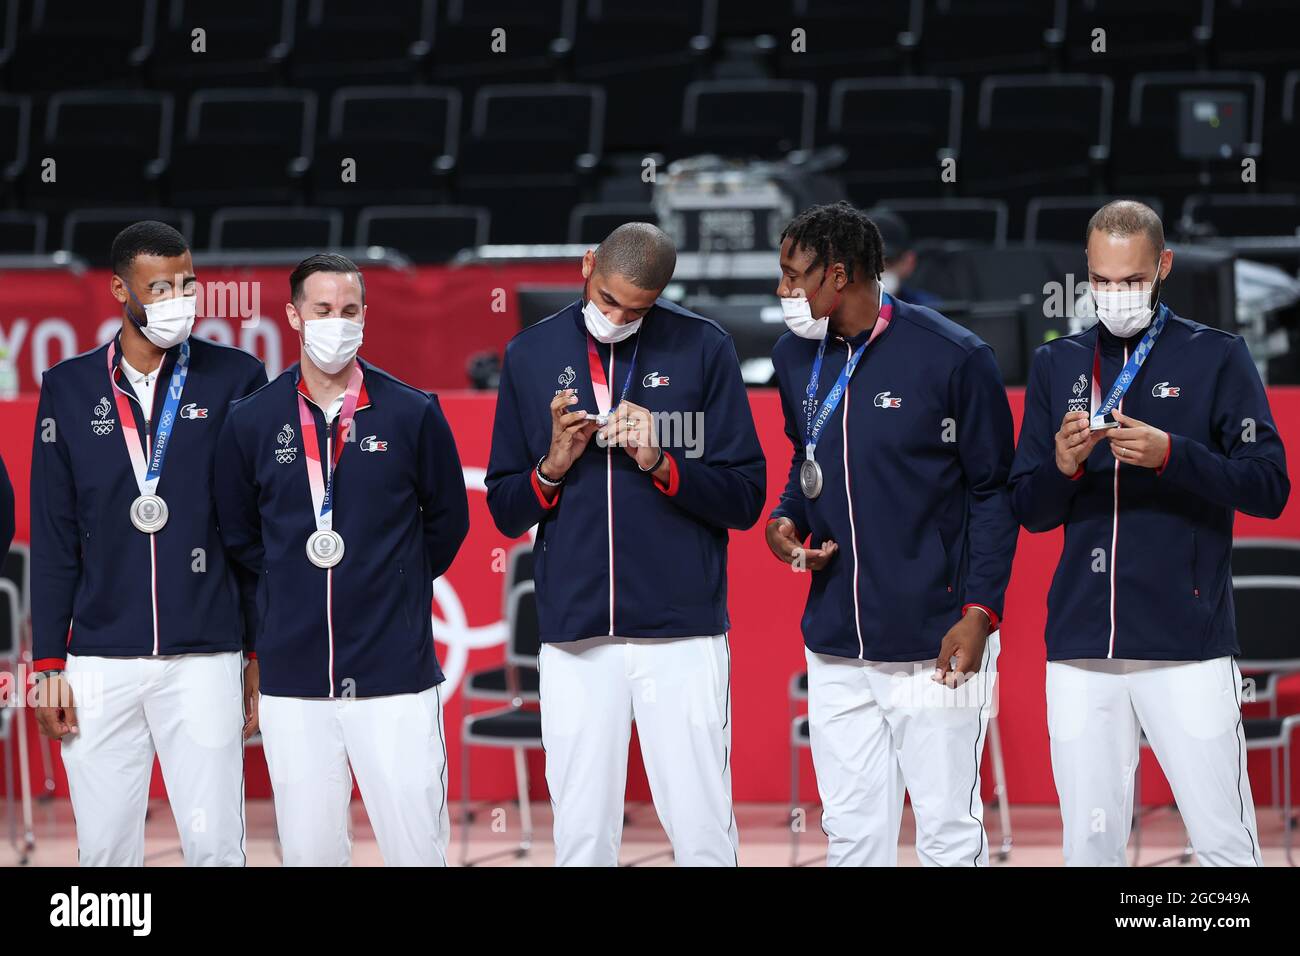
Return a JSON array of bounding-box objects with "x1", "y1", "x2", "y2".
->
[
  {"x1": 145, "y1": 341, "x2": 189, "y2": 485},
  {"x1": 1091, "y1": 304, "x2": 1168, "y2": 426},
  {"x1": 803, "y1": 292, "x2": 892, "y2": 460}
]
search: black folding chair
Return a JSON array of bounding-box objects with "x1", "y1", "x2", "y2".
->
[{"x1": 459, "y1": 577, "x2": 542, "y2": 866}]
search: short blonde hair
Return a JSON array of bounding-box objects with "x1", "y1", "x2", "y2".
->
[{"x1": 1086, "y1": 200, "x2": 1165, "y2": 253}]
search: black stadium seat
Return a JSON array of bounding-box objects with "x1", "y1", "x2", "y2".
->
[
  {"x1": 60, "y1": 208, "x2": 196, "y2": 266},
  {"x1": 1266, "y1": 71, "x2": 1300, "y2": 191},
  {"x1": 0, "y1": 0, "x2": 16, "y2": 74},
  {"x1": 152, "y1": 0, "x2": 294, "y2": 90},
  {"x1": 169, "y1": 89, "x2": 317, "y2": 210},
  {"x1": 872, "y1": 199, "x2": 1009, "y2": 247},
  {"x1": 0, "y1": 211, "x2": 46, "y2": 254},
  {"x1": 209, "y1": 207, "x2": 343, "y2": 250},
  {"x1": 37, "y1": 91, "x2": 174, "y2": 206},
  {"x1": 0, "y1": 93, "x2": 30, "y2": 202},
  {"x1": 461, "y1": 84, "x2": 602, "y2": 177},
  {"x1": 714, "y1": 0, "x2": 794, "y2": 38},
  {"x1": 830, "y1": 77, "x2": 961, "y2": 205},
  {"x1": 907, "y1": 244, "x2": 1090, "y2": 326},
  {"x1": 313, "y1": 87, "x2": 460, "y2": 206},
  {"x1": 679, "y1": 80, "x2": 816, "y2": 159},
  {"x1": 1064, "y1": 0, "x2": 1210, "y2": 74},
  {"x1": 6, "y1": 0, "x2": 154, "y2": 91},
  {"x1": 920, "y1": 0, "x2": 1063, "y2": 75},
  {"x1": 1212, "y1": 0, "x2": 1300, "y2": 74},
  {"x1": 432, "y1": 0, "x2": 577, "y2": 86},
  {"x1": 571, "y1": 0, "x2": 711, "y2": 154},
  {"x1": 292, "y1": 0, "x2": 434, "y2": 87},
  {"x1": 778, "y1": 0, "x2": 914, "y2": 98},
  {"x1": 456, "y1": 84, "x2": 603, "y2": 243},
  {"x1": 964, "y1": 75, "x2": 1112, "y2": 198},
  {"x1": 567, "y1": 203, "x2": 657, "y2": 244},
  {"x1": 1182, "y1": 194, "x2": 1300, "y2": 239},
  {"x1": 355, "y1": 205, "x2": 489, "y2": 262},
  {"x1": 1024, "y1": 195, "x2": 1163, "y2": 243}
]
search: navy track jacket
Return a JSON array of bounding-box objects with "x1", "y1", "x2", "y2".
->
[
  {"x1": 214, "y1": 359, "x2": 469, "y2": 698},
  {"x1": 770, "y1": 295, "x2": 1020, "y2": 662},
  {"x1": 1010, "y1": 313, "x2": 1289, "y2": 661},
  {"x1": 0, "y1": 453, "x2": 12, "y2": 561},
  {"x1": 30, "y1": 334, "x2": 267, "y2": 670},
  {"x1": 486, "y1": 300, "x2": 766, "y2": 643}
]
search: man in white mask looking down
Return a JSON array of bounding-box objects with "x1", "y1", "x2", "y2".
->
[
  {"x1": 1010, "y1": 200, "x2": 1290, "y2": 865},
  {"x1": 216, "y1": 253, "x2": 469, "y2": 865},
  {"x1": 486, "y1": 223, "x2": 765, "y2": 865}
]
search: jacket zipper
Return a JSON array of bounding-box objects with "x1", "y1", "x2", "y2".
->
[
  {"x1": 325, "y1": 427, "x2": 336, "y2": 698},
  {"x1": 842, "y1": 341, "x2": 864, "y2": 660},
  {"x1": 606, "y1": 343, "x2": 615, "y2": 636},
  {"x1": 1106, "y1": 343, "x2": 1127, "y2": 659},
  {"x1": 146, "y1": 418, "x2": 159, "y2": 655},
  {"x1": 113, "y1": 372, "x2": 160, "y2": 655},
  {"x1": 299, "y1": 388, "x2": 369, "y2": 699}
]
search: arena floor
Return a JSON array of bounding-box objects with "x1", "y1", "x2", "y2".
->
[{"x1": 4, "y1": 800, "x2": 1295, "y2": 867}]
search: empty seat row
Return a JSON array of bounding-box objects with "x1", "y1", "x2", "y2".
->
[
  {"x1": 3, "y1": 1, "x2": 1293, "y2": 94},
  {"x1": 3, "y1": 195, "x2": 1292, "y2": 265},
  {"x1": 0, "y1": 205, "x2": 483, "y2": 264},
  {"x1": 3, "y1": 71, "x2": 1297, "y2": 210},
  {"x1": 874, "y1": 195, "x2": 1300, "y2": 245},
  {"x1": 880, "y1": 194, "x2": 1300, "y2": 245},
  {"x1": 0, "y1": 84, "x2": 600, "y2": 211},
  {"x1": 0, "y1": 202, "x2": 661, "y2": 264}
]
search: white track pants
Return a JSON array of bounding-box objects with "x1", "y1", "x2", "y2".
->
[
  {"x1": 1047, "y1": 656, "x2": 1260, "y2": 867},
  {"x1": 60, "y1": 652, "x2": 246, "y2": 867},
  {"x1": 258, "y1": 685, "x2": 449, "y2": 866},
  {"x1": 805, "y1": 631, "x2": 1000, "y2": 867},
  {"x1": 538, "y1": 634, "x2": 737, "y2": 867}
]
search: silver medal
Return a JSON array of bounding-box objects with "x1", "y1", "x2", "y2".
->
[
  {"x1": 306, "y1": 528, "x2": 345, "y2": 568},
  {"x1": 800, "y1": 458, "x2": 824, "y2": 499},
  {"x1": 129, "y1": 494, "x2": 169, "y2": 533}
]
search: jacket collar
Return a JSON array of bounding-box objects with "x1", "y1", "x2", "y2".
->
[
  {"x1": 1095, "y1": 318, "x2": 1155, "y2": 357},
  {"x1": 293, "y1": 358, "x2": 372, "y2": 413},
  {"x1": 109, "y1": 330, "x2": 183, "y2": 420},
  {"x1": 834, "y1": 292, "x2": 896, "y2": 350}
]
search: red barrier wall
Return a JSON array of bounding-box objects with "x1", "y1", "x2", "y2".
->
[
  {"x1": 3, "y1": 386, "x2": 1299, "y2": 806},
  {"x1": 0, "y1": 262, "x2": 577, "y2": 394}
]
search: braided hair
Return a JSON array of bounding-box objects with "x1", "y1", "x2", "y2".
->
[{"x1": 779, "y1": 201, "x2": 885, "y2": 285}]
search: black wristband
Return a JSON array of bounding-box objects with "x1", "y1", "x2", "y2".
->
[
  {"x1": 536, "y1": 456, "x2": 565, "y2": 486},
  {"x1": 638, "y1": 448, "x2": 666, "y2": 474}
]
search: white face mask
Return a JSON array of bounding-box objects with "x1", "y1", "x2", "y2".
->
[
  {"x1": 583, "y1": 297, "x2": 642, "y2": 344},
  {"x1": 778, "y1": 272, "x2": 865, "y2": 340},
  {"x1": 779, "y1": 294, "x2": 827, "y2": 340},
  {"x1": 1092, "y1": 276, "x2": 1161, "y2": 338},
  {"x1": 129, "y1": 291, "x2": 197, "y2": 350},
  {"x1": 879, "y1": 270, "x2": 901, "y2": 296},
  {"x1": 301, "y1": 316, "x2": 364, "y2": 374}
]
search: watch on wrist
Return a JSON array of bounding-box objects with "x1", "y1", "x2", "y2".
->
[{"x1": 34, "y1": 668, "x2": 63, "y2": 682}]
